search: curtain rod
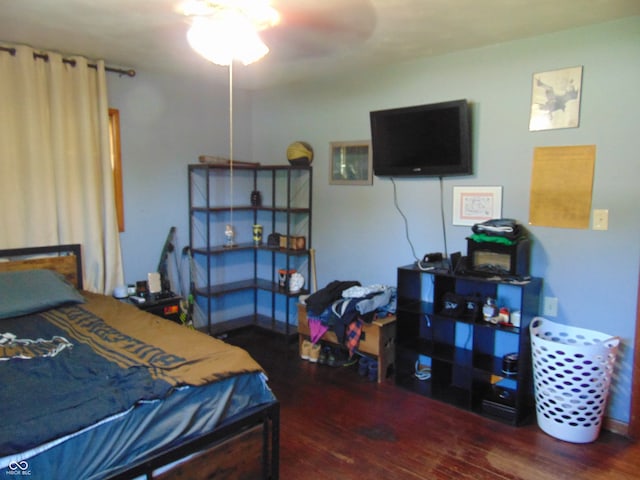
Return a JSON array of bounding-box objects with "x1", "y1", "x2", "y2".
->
[{"x1": 0, "y1": 46, "x2": 136, "y2": 77}]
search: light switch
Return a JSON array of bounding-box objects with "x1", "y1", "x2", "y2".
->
[{"x1": 593, "y1": 209, "x2": 609, "y2": 231}]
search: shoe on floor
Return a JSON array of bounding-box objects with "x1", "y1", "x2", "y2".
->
[
  {"x1": 358, "y1": 356, "x2": 371, "y2": 376},
  {"x1": 318, "y1": 346, "x2": 330, "y2": 365},
  {"x1": 325, "y1": 347, "x2": 353, "y2": 367},
  {"x1": 368, "y1": 362, "x2": 378, "y2": 382},
  {"x1": 300, "y1": 339, "x2": 312, "y2": 360},
  {"x1": 309, "y1": 343, "x2": 321, "y2": 363}
]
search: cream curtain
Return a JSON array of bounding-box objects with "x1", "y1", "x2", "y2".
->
[{"x1": 0, "y1": 45, "x2": 124, "y2": 293}]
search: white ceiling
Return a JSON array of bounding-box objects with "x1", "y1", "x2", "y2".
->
[{"x1": 1, "y1": 0, "x2": 638, "y2": 89}]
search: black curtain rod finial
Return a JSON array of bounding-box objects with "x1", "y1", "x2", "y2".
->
[{"x1": 114, "y1": 68, "x2": 136, "y2": 78}]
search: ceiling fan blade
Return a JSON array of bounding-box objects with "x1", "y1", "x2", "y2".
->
[{"x1": 262, "y1": 0, "x2": 375, "y2": 60}]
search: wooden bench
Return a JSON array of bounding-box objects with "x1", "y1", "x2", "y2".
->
[{"x1": 297, "y1": 304, "x2": 396, "y2": 383}]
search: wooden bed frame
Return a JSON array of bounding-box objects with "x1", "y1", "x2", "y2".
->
[
  {"x1": 0, "y1": 244, "x2": 83, "y2": 289},
  {"x1": 0, "y1": 244, "x2": 280, "y2": 479}
]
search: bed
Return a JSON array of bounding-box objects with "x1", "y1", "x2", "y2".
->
[{"x1": 0, "y1": 244, "x2": 279, "y2": 480}]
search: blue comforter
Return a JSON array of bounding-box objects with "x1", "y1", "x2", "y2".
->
[
  {"x1": 1, "y1": 308, "x2": 175, "y2": 456},
  {"x1": 0, "y1": 294, "x2": 263, "y2": 458}
]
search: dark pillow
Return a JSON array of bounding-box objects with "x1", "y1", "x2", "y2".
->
[{"x1": 0, "y1": 269, "x2": 85, "y2": 319}]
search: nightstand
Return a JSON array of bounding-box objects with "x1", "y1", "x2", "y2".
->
[{"x1": 129, "y1": 293, "x2": 182, "y2": 323}]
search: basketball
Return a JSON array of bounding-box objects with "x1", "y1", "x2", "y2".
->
[{"x1": 286, "y1": 141, "x2": 313, "y2": 166}]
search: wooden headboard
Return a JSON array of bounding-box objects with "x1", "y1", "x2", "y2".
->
[{"x1": 0, "y1": 244, "x2": 83, "y2": 289}]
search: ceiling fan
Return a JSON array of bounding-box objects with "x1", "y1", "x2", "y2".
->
[{"x1": 179, "y1": 0, "x2": 375, "y2": 64}]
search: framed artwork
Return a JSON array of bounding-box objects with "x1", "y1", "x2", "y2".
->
[
  {"x1": 329, "y1": 140, "x2": 372, "y2": 185},
  {"x1": 453, "y1": 186, "x2": 503, "y2": 226},
  {"x1": 529, "y1": 66, "x2": 583, "y2": 131}
]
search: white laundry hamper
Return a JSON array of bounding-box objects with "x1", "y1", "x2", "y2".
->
[{"x1": 529, "y1": 317, "x2": 619, "y2": 443}]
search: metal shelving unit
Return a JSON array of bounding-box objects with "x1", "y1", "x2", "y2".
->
[{"x1": 188, "y1": 163, "x2": 312, "y2": 337}]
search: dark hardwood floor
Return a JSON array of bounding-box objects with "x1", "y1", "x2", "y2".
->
[{"x1": 225, "y1": 328, "x2": 639, "y2": 480}]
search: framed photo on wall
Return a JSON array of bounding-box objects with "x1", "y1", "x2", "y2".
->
[
  {"x1": 329, "y1": 140, "x2": 372, "y2": 185},
  {"x1": 453, "y1": 186, "x2": 503, "y2": 226},
  {"x1": 529, "y1": 66, "x2": 583, "y2": 131}
]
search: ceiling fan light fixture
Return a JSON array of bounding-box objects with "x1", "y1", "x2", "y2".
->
[
  {"x1": 243, "y1": 0, "x2": 281, "y2": 30},
  {"x1": 187, "y1": 14, "x2": 269, "y2": 66},
  {"x1": 181, "y1": 0, "x2": 279, "y2": 65},
  {"x1": 181, "y1": 0, "x2": 280, "y2": 27}
]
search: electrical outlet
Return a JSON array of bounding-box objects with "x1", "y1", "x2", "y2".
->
[
  {"x1": 593, "y1": 209, "x2": 609, "y2": 231},
  {"x1": 543, "y1": 296, "x2": 558, "y2": 317}
]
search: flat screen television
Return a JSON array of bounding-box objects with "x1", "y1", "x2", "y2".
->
[{"x1": 370, "y1": 99, "x2": 472, "y2": 177}]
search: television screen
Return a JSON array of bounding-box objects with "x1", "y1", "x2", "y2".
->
[{"x1": 370, "y1": 99, "x2": 472, "y2": 177}]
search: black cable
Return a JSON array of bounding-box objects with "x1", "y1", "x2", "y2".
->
[
  {"x1": 439, "y1": 177, "x2": 448, "y2": 260},
  {"x1": 391, "y1": 177, "x2": 420, "y2": 262},
  {"x1": 392, "y1": 177, "x2": 450, "y2": 266}
]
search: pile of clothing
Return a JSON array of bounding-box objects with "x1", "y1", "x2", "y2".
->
[
  {"x1": 468, "y1": 218, "x2": 526, "y2": 245},
  {"x1": 304, "y1": 280, "x2": 396, "y2": 358}
]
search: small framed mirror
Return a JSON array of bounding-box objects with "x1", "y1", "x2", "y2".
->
[{"x1": 329, "y1": 140, "x2": 372, "y2": 185}]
